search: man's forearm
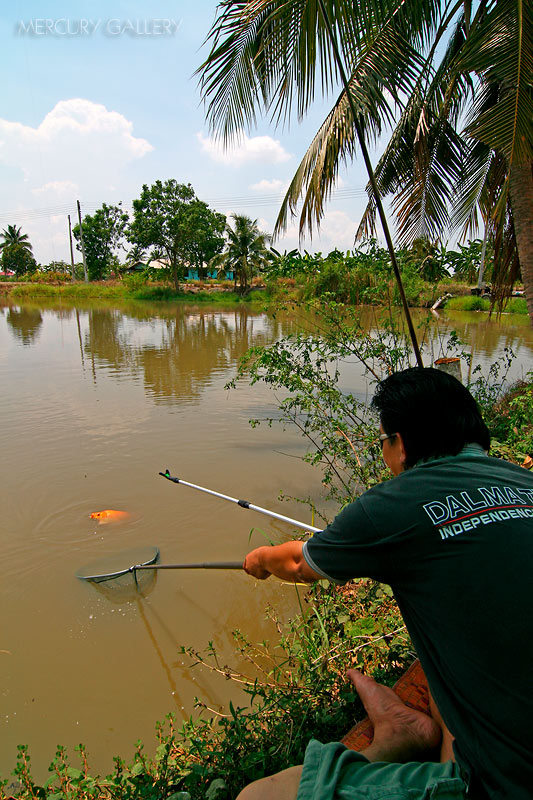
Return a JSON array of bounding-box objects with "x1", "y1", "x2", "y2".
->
[{"x1": 243, "y1": 541, "x2": 320, "y2": 582}]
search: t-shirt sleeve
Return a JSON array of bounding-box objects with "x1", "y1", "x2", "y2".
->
[{"x1": 302, "y1": 494, "x2": 394, "y2": 584}]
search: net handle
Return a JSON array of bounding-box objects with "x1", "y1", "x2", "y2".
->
[
  {"x1": 159, "y1": 470, "x2": 322, "y2": 533},
  {"x1": 133, "y1": 561, "x2": 243, "y2": 571}
]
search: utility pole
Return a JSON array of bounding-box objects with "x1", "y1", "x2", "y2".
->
[
  {"x1": 68, "y1": 214, "x2": 75, "y2": 279},
  {"x1": 77, "y1": 200, "x2": 89, "y2": 283}
]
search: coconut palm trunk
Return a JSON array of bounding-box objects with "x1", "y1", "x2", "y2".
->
[
  {"x1": 241, "y1": 256, "x2": 249, "y2": 294},
  {"x1": 509, "y1": 161, "x2": 533, "y2": 325}
]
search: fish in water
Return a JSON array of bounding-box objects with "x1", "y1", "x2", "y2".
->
[{"x1": 90, "y1": 509, "x2": 130, "y2": 525}]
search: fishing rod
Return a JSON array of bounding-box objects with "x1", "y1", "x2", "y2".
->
[{"x1": 159, "y1": 470, "x2": 322, "y2": 533}]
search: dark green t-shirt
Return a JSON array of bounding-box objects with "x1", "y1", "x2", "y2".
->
[{"x1": 303, "y1": 446, "x2": 533, "y2": 799}]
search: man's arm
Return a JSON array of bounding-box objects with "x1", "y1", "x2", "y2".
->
[{"x1": 243, "y1": 541, "x2": 322, "y2": 583}]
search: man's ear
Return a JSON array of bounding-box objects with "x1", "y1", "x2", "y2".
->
[{"x1": 396, "y1": 432, "x2": 408, "y2": 469}]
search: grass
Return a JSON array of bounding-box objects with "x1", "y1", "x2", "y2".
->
[
  {"x1": 9, "y1": 282, "x2": 128, "y2": 300},
  {"x1": 445, "y1": 295, "x2": 528, "y2": 314},
  {"x1": 4, "y1": 278, "x2": 529, "y2": 315},
  {"x1": 6, "y1": 281, "x2": 266, "y2": 305}
]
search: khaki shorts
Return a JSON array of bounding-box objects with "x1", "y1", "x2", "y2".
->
[{"x1": 297, "y1": 740, "x2": 468, "y2": 799}]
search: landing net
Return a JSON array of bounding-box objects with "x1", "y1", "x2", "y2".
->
[{"x1": 75, "y1": 546, "x2": 160, "y2": 583}]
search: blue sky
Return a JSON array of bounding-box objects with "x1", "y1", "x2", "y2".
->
[{"x1": 0, "y1": 1, "x2": 380, "y2": 264}]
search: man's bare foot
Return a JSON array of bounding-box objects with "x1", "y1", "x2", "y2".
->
[{"x1": 347, "y1": 669, "x2": 442, "y2": 763}]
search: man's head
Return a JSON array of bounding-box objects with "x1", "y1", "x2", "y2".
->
[{"x1": 371, "y1": 367, "x2": 490, "y2": 470}]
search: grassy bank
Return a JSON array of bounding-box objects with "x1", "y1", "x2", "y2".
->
[
  {"x1": 445, "y1": 295, "x2": 527, "y2": 314},
  {"x1": 2, "y1": 280, "x2": 266, "y2": 306},
  {"x1": 3, "y1": 277, "x2": 528, "y2": 314}
]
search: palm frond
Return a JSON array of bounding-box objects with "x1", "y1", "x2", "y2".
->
[
  {"x1": 460, "y1": 0, "x2": 533, "y2": 165},
  {"x1": 273, "y1": 15, "x2": 429, "y2": 238},
  {"x1": 197, "y1": 0, "x2": 438, "y2": 142},
  {"x1": 392, "y1": 118, "x2": 466, "y2": 243},
  {"x1": 357, "y1": 7, "x2": 471, "y2": 242},
  {"x1": 452, "y1": 140, "x2": 493, "y2": 239}
]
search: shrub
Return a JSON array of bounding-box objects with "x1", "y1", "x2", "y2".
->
[{"x1": 28, "y1": 270, "x2": 73, "y2": 284}]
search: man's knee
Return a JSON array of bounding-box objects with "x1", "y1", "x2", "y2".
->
[{"x1": 236, "y1": 765, "x2": 303, "y2": 800}]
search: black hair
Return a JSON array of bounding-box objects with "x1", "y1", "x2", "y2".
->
[{"x1": 371, "y1": 367, "x2": 490, "y2": 468}]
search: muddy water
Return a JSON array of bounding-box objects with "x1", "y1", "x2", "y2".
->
[{"x1": 1, "y1": 299, "x2": 532, "y2": 781}]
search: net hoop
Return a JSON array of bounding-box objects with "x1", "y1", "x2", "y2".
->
[{"x1": 76, "y1": 546, "x2": 160, "y2": 583}]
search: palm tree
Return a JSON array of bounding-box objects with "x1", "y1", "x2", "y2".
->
[
  {"x1": 197, "y1": 0, "x2": 533, "y2": 323},
  {"x1": 0, "y1": 224, "x2": 33, "y2": 253},
  {"x1": 210, "y1": 214, "x2": 271, "y2": 294},
  {"x1": 403, "y1": 238, "x2": 450, "y2": 282}
]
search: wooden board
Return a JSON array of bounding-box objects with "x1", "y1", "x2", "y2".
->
[{"x1": 341, "y1": 659, "x2": 429, "y2": 751}]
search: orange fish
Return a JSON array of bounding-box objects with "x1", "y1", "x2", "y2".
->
[{"x1": 90, "y1": 509, "x2": 130, "y2": 525}]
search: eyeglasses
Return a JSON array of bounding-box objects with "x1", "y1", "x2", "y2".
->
[{"x1": 379, "y1": 432, "x2": 397, "y2": 447}]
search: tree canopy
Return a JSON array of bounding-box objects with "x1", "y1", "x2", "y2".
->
[
  {"x1": 127, "y1": 180, "x2": 226, "y2": 291},
  {"x1": 0, "y1": 224, "x2": 33, "y2": 253},
  {"x1": 1, "y1": 243, "x2": 37, "y2": 276},
  {"x1": 0, "y1": 225, "x2": 36, "y2": 275},
  {"x1": 210, "y1": 214, "x2": 271, "y2": 294},
  {"x1": 73, "y1": 203, "x2": 128, "y2": 281}
]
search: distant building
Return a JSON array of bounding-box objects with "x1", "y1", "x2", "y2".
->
[
  {"x1": 124, "y1": 260, "x2": 233, "y2": 281},
  {"x1": 185, "y1": 266, "x2": 234, "y2": 281},
  {"x1": 124, "y1": 258, "x2": 169, "y2": 273}
]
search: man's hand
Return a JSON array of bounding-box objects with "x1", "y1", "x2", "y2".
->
[
  {"x1": 242, "y1": 541, "x2": 321, "y2": 583},
  {"x1": 243, "y1": 546, "x2": 271, "y2": 579}
]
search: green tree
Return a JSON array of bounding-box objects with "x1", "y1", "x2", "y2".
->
[
  {"x1": 0, "y1": 225, "x2": 36, "y2": 275},
  {"x1": 403, "y1": 238, "x2": 449, "y2": 282},
  {"x1": 263, "y1": 247, "x2": 301, "y2": 279},
  {"x1": 41, "y1": 260, "x2": 72, "y2": 274},
  {"x1": 73, "y1": 203, "x2": 128, "y2": 281},
  {"x1": 445, "y1": 239, "x2": 493, "y2": 285},
  {"x1": 209, "y1": 214, "x2": 271, "y2": 294},
  {"x1": 197, "y1": 0, "x2": 533, "y2": 322},
  {"x1": 127, "y1": 180, "x2": 226, "y2": 291},
  {"x1": 1, "y1": 243, "x2": 36, "y2": 276},
  {"x1": 0, "y1": 224, "x2": 33, "y2": 254}
]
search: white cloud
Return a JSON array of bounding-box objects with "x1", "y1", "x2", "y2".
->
[
  {"x1": 275, "y1": 209, "x2": 359, "y2": 253},
  {"x1": 0, "y1": 99, "x2": 152, "y2": 179},
  {"x1": 196, "y1": 131, "x2": 291, "y2": 166},
  {"x1": 0, "y1": 99, "x2": 153, "y2": 263},
  {"x1": 32, "y1": 180, "x2": 79, "y2": 197},
  {"x1": 250, "y1": 178, "x2": 285, "y2": 193}
]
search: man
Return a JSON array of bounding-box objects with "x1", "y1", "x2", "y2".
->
[{"x1": 239, "y1": 367, "x2": 533, "y2": 799}]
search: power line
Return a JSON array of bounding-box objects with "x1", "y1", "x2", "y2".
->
[{"x1": 0, "y1": 187, "x2": 369, "y2": 223}]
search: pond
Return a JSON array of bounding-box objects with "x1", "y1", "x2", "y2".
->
[{"x1": 1, "y1": 299, "x2": 532, "y2": 782}]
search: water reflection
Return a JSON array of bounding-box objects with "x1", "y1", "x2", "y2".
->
[
  {"x1": 6, "y1": 306, "x2": 43, "y2": 345},
  {"x1": 79, "y1": 306, "x2": 295, "y2": 405},
  {"x1": 3, "y1": 300, "x2": 533, "y2": 402},
  {"x1": 434, "y1": 309, "x2": 532, "y2": 363}
]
